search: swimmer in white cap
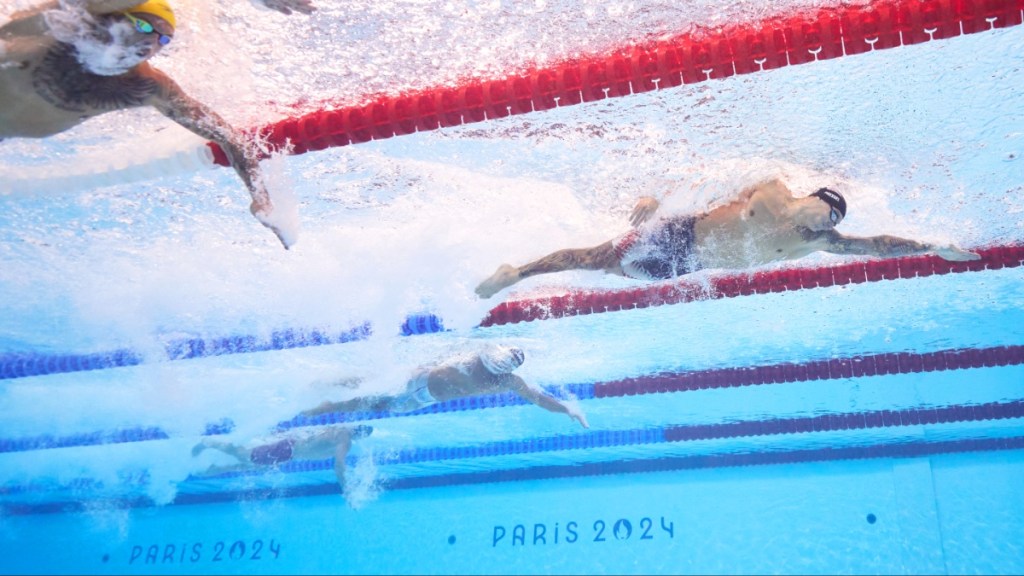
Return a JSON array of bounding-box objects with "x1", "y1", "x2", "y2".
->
[
  {"x1": 0, "y1": 1, "x2": 315, "y2": 248},
  {"x1": 304, "y1": 345, "x2": 590, "y2": 429},
  {"x1": 477, "y1": 179, "x2": 980, "y2": 298}
]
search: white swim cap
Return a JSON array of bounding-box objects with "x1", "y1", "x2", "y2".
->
[{"x1": 480, "y1": 345, "x2": 525, "y2": 374}]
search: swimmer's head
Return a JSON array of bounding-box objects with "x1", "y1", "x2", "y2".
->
[
  {"x1": 810, "y1": 187, "x2": 846, "y2": 228},
  {"x1": 480, "y1": 345, "x2": 526, "y2": 375},
  {"x1": 46, "y1": 1, "x2": 175, "y2": 75}
]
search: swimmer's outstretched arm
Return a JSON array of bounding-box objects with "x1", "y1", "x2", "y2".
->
[
  {"x1": 254, "y1": 0, "x2": 317, "y2": 16},
  {"x1": 85, "y1": 0, "x2": 154, "y2": 14},
  {"x1": 815, "y1": 230, "x2": 980, "y2": 261},
  {"x1": 139, "y1": 65, "x2": 293, "y2": 248},
  {"x1": 504, "y1": 375, "x2": 590, "y2": 428}
]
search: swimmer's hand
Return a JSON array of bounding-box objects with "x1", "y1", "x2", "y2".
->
[
  {"x1": 629, "y1": 196, "x2": 659, "y2": 227},
  {"x1": 566, "y1": 405, "x2": 590, "y2": 429},
  {"x1": 253, "y1": 0, "x2": 316, "y2": 15},
  {"x1": 251, "y1": 201, "x2": 294, "y2": 250},
  {"x1": 934, "y1": 245, "x2": 980, "y2": 262}
]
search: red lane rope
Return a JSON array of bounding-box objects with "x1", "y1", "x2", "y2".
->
[
  {"x1": 595, "y1": 344, "x2": 1024, "y2": 399},
  {"x1": 479, "y1": 244, "x2": 1024, "y2": 327},
  {"x1": 206, "y1": 0, "x2": 1023, "y2": 165}
]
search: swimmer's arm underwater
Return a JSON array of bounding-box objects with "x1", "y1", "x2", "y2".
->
[
  {"x1": 254, "y1": 0, "x2": 317, "y2": 16},
  {"x1": 140, "y1": 65, "x2": 293, "y2": 248},
  {"x1": 2, "y1": 1, "x2": 148, "y2": 39},
  {"x1": 814, "y1": 230, "x2": 980, "y2": 261},
  {"x1": 1, "y1": 5, "x2": 51, "y2": 38},
  {"x1": 503, "y1": 375, "x2": 590, "y2": 429},
  {"x1": 84, "y1": 0, "x2": 154, "y2": 14}
]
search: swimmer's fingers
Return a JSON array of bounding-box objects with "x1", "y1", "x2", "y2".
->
[
  {"x1": 295, "y1": 0, "x2": 317, "y2": 14},
  {"x1": 567, "y1": 406, "x2": 590, "y2": 429},
  {"x1": 250, "y1": 201, "x2": 295, "y2": 249},
  {"x1": 260, "y1": 0, "x2": 317, "y2": 15},
  {"x1": 629, "y1": 197, "x2": 659, "y2": 227},
  {"x1": 267, "y1": 224, "x2": 293, "y2": 250},
  {"x1": 936, "y1": 246, "x2": 981, "y2": 262}
]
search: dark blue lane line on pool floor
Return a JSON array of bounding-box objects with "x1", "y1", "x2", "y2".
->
[
  {"x1": 6, "y1": 435, "x2": 1023, "y2": 516},
  {"x1": 2, "y1": 344, "x2": 1022, "y2": 454}
]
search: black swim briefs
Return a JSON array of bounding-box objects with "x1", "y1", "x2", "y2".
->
[{"x1": 613, "y1": 215, "x2": 702, "y2": 280}]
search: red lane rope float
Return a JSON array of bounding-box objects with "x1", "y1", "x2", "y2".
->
[
  {"x1": 595, "y1": 345, "x2": 1024, "y2": 400},
  {"x1": 479, "y1": 244, "x2": 1024, "y2": 327},
  {"x1": 205, "y1": 0, "x2": 1024, "y2": 165}
]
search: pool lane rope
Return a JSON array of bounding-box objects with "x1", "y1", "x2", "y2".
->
[
  {"x1": 2, "y1": 343, "x2": 1021, "y2": 454},
  {"x1": 221, "y1": 0, "x2": 1024, "y2": 164},
  {"x1": 8, "y1": 0, "x2": 1022, "y2": 192},
  {"x1": 8, "y1": 422, "x2": 1024, "y2": 515},
  {"x1": 480, "y1": 245, "x2": 1024, "y2": 326},
  {"x1": 1, "y1": 244, "x2": 1021, "y2": 381}
]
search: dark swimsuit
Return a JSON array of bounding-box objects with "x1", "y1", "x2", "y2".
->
[
  {"x1": 250, "y1": 439, "x2": 295, "y2": 466},
  {"x1": 613, "y1": 215, "x2": 702, "y2": 280}
]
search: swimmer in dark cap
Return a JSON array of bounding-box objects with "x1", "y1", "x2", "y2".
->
[
  {"x1": 476, "y1": 178, "x2": 980, "y2": 298},
  {"x1": 1, "y1": 1, "x2": 315, "y2": 248},
  {"x1": 192, "y1": 424, "x2": 372, "y2": 494}
]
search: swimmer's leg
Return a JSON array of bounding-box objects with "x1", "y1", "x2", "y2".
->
[
  {"x1": 191, "y1": 440, "x2": 256, "y2": 477},
  {"x1": 191, "y1": 439, "x2": 250, "y2": 462},
  {"x1": 333, "y1": 429, "x2": 354, "y2": 494},
  {"x1": 476, "y1": 241, "x2": 621, "y2": 298},
  {"x1": 302, "y1": 396, "x2": 393, "y2": 417}
]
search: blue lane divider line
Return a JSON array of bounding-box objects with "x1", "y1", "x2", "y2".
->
[
  {"x1": 400, "y1": 314, "x2": 447, "y2": 336},
  {"x1": 8, "y1": 435, "x2": 1024, "y2": 516},
  {"x1": 0, "y1": 349, "x2": 145, "y2": 380},
  {"x1": 0, "y1": 320, "x2": 386, "y2": 381},
  {"x1": 207, "y1": 426, "x2": 669, "y2": 480},
  {"x1": 0, "y1": 419, "x2": 234, "y2": 454},
  {"x1": 0, "y1": 314, "x2": 447, "y2": 381}
]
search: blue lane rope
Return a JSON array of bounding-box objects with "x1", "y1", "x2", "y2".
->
[
  {"x1": 205, "y1": 426, "x2": 668, "y2": 480},
  {"x1": 6, "y1": 396, "x2": 1024, "y2": 505},
  {"x1": 0, "y1": 315, "x2": 450, "y2": 381},
  {"x1": 4, "y1": 339, "x2": 1020, "y2": 454},
  {"x1": 7, "y1": 435, "x2": 1023, "y2": 516},
  {"x1": 0, "y1": 418, "x2": 234, "y2": 454}
]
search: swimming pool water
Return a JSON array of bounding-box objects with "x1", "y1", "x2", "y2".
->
[{"x1": 1, "y1": 0, "x2": 1023, "y2": 574}]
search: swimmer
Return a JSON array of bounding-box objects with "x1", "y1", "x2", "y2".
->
[
  {"x1": 476, "y1": 179, "x2": 980, "y2": 298},
  {"x1": 191, "y1": 424, "x2": 372, "y2": 492},
  {"x1": 303, "y1": 345, "x2": 590, "y2": 429},
  {"x1": 0, "y1": 0, "x2": 316, "y2": 248}
]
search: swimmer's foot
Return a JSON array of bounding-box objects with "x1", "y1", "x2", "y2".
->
[{"x1": 475, "y1": 264, "x2": 520, "y2": 298}]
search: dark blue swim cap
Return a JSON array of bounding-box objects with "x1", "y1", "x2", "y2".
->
[{"x1": 811, "y1": 187, "x2": 847, "y2": 219}]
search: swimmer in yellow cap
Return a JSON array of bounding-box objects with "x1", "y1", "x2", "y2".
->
[{"x1": 0, "y1": 0, "x2": 316, "y2": 248}]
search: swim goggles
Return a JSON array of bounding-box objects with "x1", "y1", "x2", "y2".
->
[
  {"x1": 124, "y1": 13, "x2": 172, "y2": 46},
  {"x1": 829, "y1": 206, "x2": 842, "y2": 225}
]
